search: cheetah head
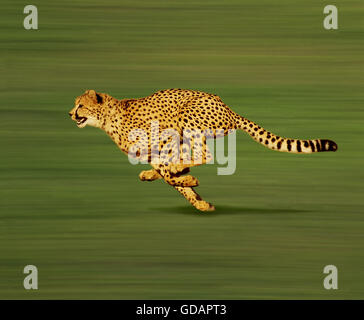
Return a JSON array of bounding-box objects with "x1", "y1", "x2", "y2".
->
[{"x1": 69, "y1": 90, "x2": 104, "y2": 128}]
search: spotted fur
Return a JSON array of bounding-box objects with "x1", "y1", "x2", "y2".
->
[{"x1": 69, "y1": 89, "x2": 337, "y2": 212}]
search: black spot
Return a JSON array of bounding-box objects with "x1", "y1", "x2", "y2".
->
[
  {"x1": 296, "y1": 140, "x2": 301, "y2": 152},
  {"x1": 309, "y1": 140, "x2": 315, "y2": 152},
  {"x1": 277, "y1": 141, "x2": 282, "y2": 149},
  {"x1": 315, "y1": 140, "x2": 321, "y2": 152},
  {"x1": 287, "y1": 140, "x2": 292, "y2": 151},
  {"x1": 304, "y1": 141, "x2": 309, "y2": 148}
]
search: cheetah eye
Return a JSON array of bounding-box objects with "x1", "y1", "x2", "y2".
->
[{"x1": 78, "y1": 104, "x2": 83, "y2": 108}]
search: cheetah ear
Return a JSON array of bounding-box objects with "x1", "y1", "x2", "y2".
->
[
  {"x1": 85, "y1": 90, "x2": 103, "y2": 104},
  {"x1": 85, "y1": 89, "x2": 96, "y2": 97}
]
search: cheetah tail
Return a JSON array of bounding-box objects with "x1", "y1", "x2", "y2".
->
[{"x1": 235, "y1": 115, "x2": 338, "y2": 153}]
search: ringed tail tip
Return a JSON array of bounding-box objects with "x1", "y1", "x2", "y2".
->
[{"x1": 321, "y1": 139, "x2": 338, "y2": 152}]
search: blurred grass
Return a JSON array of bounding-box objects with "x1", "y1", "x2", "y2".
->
[{"x1": 0, "y1": 0, "x2": 364, "y2": 299}]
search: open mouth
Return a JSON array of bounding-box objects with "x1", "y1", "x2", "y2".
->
[{"x1": 76, "y1": 117, "x2": 87, "y2": 126}]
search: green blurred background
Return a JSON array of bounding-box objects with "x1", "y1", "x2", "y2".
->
[{"x1": 1, "y1": 0, "x2": 363, "y2": 299}]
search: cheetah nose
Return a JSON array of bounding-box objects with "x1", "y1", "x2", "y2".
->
[{"x1": 68, "y1": 112, "x2": 73, "y2": 117}]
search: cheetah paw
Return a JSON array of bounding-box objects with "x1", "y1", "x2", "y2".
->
[
  {"x1": 195, "y1": 201, "x2": 215, "y2": 212},
  {"x1": 139, "y1": 170, "x2": 162, "y2": 181}
]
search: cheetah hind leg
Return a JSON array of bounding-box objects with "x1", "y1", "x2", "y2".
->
[
  {"x1": 177, "y1": 135, "x2": 213, "y2": 172},
  {"x1": 174, "y1": 186, "x2": 215, "y2": 212}
]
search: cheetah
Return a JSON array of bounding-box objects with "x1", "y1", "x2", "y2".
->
[{"x1": 69, "y1": 89, "x2": 337, "y2": 212}]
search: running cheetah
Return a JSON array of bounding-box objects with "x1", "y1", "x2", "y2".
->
[{"x1": 69, "y1": 89, "x2": 337, "y2": 212}]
